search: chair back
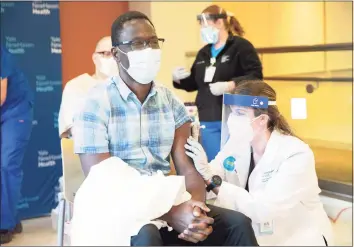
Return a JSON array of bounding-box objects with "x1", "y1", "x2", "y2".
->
[{"x1": 60, "y1": 138, "x2": 85, "y2": 203}]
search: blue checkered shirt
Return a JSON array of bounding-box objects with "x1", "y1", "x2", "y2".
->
[{"x1": 73, "y1": 76, "x2": 191, "y2": 175}]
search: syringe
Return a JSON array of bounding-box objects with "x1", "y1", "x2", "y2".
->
[{"x1": 191, "y1": 122, "x2": 206, "y2": 141}]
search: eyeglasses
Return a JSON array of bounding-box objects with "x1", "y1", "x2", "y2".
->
[
  {"x1": 96, "y1": 51, "x2": 112, "y2": 58},
  {"x1": 115, "y1": 37, "x2": 165, "y2": 51}
]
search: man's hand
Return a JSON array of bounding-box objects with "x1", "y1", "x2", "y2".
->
[
  {"x1": 164, "y1": 200, "x2": 214, "y2": 243},
  {"x1": 178, "y1": 205, "x2": 214, "y2": 243}
]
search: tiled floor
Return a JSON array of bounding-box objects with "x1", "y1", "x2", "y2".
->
[{"x1": 3, "y1": 215, "x2": 353, "y2": 246}]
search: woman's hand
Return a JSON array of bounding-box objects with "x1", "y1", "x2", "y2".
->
[
  {"x1": 173, "y1": 67, "x2": 191, "y2": 83},
  {"x1": 185, "y1": 137, "x2": 212, "y2": 181},
  {"x1": 209, "y1": 81, "x2": 235, "y2": 96}
]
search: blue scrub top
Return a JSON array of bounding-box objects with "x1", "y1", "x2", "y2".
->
[
  {"x1": 1, "y1": 46, "x2": 33, "y2": 117},
  {"x1": 211, "y1": 44, "x2": 225, "y2": 58}
]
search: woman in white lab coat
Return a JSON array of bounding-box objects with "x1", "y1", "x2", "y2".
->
[{"x1": 184, "y1": 80, "x2": 333, "y2": 246}]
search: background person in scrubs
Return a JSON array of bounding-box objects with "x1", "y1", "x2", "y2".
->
[
  {"x1": 58, "y1": 36, "x2": 118, "y2": 139},
  {"x1": 173, "y1": 5, "x2": 262, "y2": 162},
  {"x1": 1, "y1": 46, "x2": 34, "y2": 244}
]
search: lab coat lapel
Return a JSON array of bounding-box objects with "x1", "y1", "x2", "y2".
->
[
  {"x1": 223, "y1": 137, "x2": 251, "y2": 188},
  {"x1": 248, "y1": 131, "x2": 282, "y2": 192}
]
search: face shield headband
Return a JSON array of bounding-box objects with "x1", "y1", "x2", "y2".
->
[
  {"x1": 223, "y1": 94, "x2": 276, "y2": 109},
  {"x1": 197, "y1": 13, "x2": 227, "y2": 23}
]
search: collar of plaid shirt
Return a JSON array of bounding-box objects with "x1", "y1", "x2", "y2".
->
[{"x1": 113, "y1": 75, "x2": 158, "y2": 102}]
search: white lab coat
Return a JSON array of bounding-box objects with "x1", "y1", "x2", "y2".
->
[
  {"x1": 210, "y1": 130, "x2": 333, "y2": 246},
  {"x1": 58, "y1": 73, "x2": 102, "y2": 137},
  {"x1": 70, "y1": 157, "x2": 191, "y2": 246}
]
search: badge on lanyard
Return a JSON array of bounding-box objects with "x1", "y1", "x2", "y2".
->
[
  {"x1": 259, "y1": 221, "x2": 274, "y2": 235},
  {"x1": 204, "y1": 57, "x2": 216, "y2": 83}
]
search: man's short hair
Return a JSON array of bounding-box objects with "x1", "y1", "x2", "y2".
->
[{"x1": 111, "y1": 11, "x2": 154, "y2": 46}]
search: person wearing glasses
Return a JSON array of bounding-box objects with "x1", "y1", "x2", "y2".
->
[
  {"x1": 58, "y1": 36, "x2": 118, "y2": 138},
  {"x1": 73, "y1": 11, "x2": 258, "y2": 246},
  {"x1": 173, "y1": 5, "x2": 263, "y2": 163}
]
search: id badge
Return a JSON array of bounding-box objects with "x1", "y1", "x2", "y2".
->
[
  {"x1": 204, "y1": 66, "x2": 216, "y2": 83},
  {"x1": 259, "y1": 221, "x2": 274, "y2": 235}
]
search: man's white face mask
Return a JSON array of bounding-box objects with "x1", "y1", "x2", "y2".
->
[
  {"x1": 98, "y1": 57, "x2": 119, "y2": 77},
  {"x1": 119, "y1": 47, "x2": 161, "y2": 85}
]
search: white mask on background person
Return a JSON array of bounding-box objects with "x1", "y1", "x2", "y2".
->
[
  {"x1": 98, "y1": 57, "x2": 119, "y2": 77},
  {"x1": 118, "y1": 48, "x2": 161, "y2": 85},
  {"x1": 201, "y1": 26, "x2": 219, "y2": 44},
  {"x1": 227, "y1": 114, "x2": 255, "y2": 143}
]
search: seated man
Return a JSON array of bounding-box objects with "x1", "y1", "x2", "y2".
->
[
  {"x1": 58, "y1": 36, "x2": 117, "y2": 138},
  {"x1": 73, "y1": 11, "x2": 258, "y2": 246}
]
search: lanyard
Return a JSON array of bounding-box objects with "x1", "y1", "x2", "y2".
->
[
  {"x1": 210, "y1": 57, "x2": 216, "y2": 66},
  {"x1": 245, "y1": 150, "x2": 255, "y2": 192}
]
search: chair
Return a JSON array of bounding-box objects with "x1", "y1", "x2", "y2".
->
[{"x1": 57, "y1": 138, "x2": 85, "y2": 246}]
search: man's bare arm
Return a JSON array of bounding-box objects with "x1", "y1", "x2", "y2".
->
[
  {"x1": 171, "y1": 122, "x2": 206, "y2": 202},
  {"x1": 60, "y1": 129, "x2": 71, "y2": 139},
  {"x1": 79, "y1": 153, "x2": 111, "y2": 176},
  {"x1": 1, "y1": 78, "x2": 8, "y2": 106}
]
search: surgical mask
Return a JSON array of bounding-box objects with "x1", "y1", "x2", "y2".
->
[
  {"x1": 119, "y1": 48, "x2": 161, "y2": 85},
  {"x1": 227, "y1": 114, "x2": 257, "y2": 143},
  {"x1": 201, "y1": 26, "x2": 220, "y2": 44},
  {"x1": 98, "y1": 57, "x2": 119, "y2": 77}
]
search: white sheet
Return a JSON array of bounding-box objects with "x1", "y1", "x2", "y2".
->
[{"x1": 70, "y1": 157, "x2": 191, "y2": 246}]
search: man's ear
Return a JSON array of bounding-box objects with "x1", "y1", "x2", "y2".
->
[
  {"x1": 111, "y1": 47, "x2": 120, "y2": 63},
  {"x1": 92, "y1": 53, "x2": 98, "y2": 66}
]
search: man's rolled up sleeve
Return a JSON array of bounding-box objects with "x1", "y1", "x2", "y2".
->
[
  {"x1": 73, "y1": 87, "x2": 110, "y2": 154},
  {"x1": 166, "y1": 89, "x2": 191, "y2": 129}
]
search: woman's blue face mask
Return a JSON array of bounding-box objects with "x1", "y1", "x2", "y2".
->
[{"x1": 201, "y1": 26, "x2": 219, "y2": 44}]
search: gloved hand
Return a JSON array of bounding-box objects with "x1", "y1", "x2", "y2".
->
[
  {"x1": 209, "y1": 81, "x2": 235, "y2": 96},
  {"x1": 173, "y1": 67, "x2": 191, "y2": 83},
  {"x1": 184, "y1": 136, "x2": 212, "y2": 181}
]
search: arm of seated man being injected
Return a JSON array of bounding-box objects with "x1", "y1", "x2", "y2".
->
[{"x1": 159, "y1": 122, "x2": 214, "y2": 243}]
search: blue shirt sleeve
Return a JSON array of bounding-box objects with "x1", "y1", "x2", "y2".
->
[
  {"x1": 165, "y1": 88, "x2": 191, "y2": 129},
  {"x1": 1, "y1": 46, "x2": 15, "y2": 79}
]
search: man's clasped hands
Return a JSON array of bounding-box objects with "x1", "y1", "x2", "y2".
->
[{"x1": 161, "y1": 199, "x2": 214, "y2": 243}]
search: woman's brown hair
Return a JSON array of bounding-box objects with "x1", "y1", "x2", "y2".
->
[
  {"x1": 202, "y1": 5, "x2": 245, "y2": 37},
  {"x1": 233, "y1": 80, "x2": 296, "y2": 137}
]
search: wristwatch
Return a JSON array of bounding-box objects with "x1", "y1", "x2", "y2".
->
[{"x1": 206, "y1": 175, "x2": 222, "y2": 192}]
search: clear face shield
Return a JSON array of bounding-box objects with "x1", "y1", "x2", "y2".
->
[
  {"x1": 196, "y1": 13, "x2": 227, "y2": 26},
  {"x1": 221, "y1": 94, "x2": 276, "y2": 149},
  {"x1": 197, "y1": 13, "x2": 227, "y2": 44}
]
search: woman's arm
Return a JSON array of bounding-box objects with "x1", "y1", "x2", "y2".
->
[
  {"x1": 213, "y1": 150, "x2": 319, "y2": 223},
  {"x1": 173, "y1": 61, "x2": 199, "y2": 92}
]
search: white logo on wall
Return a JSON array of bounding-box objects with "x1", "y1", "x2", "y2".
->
[
  {"x1": 38, "y1": 150, "x2": 61, "y2": 168},
  {"x1": 50, "y1": 36, "x2": 62, "y2": 54},
  {"x1": 17, "y1": 196, "x2": 40, "y2": 210},
  {"x1": 36, "y1": 75, "x2": 61, "y2": 93},
  {"x1": 5, "y1": 36, "x2": 35, "y2": 55},
  {"x1": 1, "y1": 2, "x2": 15, "y2": 13},
  {"x1": 32, "y1": 1, "x2": 58, "y2": 16},
  {"x1": 53, "y1": 112, "x2": 59, "y2": 128}
]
